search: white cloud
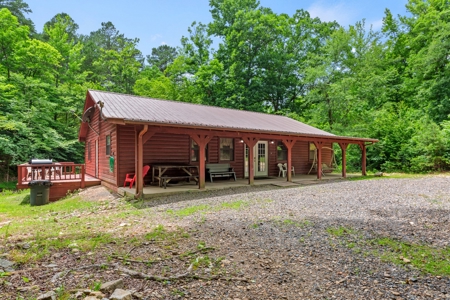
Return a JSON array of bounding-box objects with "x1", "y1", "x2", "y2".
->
[
  {"x1": 307, "y1": 1, "x2": 358, "y2": 25},
  {"x1": 150, "y1": 34, "x2": 162, "y2": 41},
  {"x1": 160, "y1": 41, "x2": 167, "y2": 45}
]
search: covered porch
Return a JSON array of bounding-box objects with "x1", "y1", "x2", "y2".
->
[
  {"x1": 119, "y1": 173, "x2": 362, "y2": 199},
  {"x1": 128, "y1": 125, "x2": 374, "y2": 198}
]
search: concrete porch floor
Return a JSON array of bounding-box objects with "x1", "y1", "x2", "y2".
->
[{"x1": 118, "y1": 173, "x2": 361, "y2": 199}]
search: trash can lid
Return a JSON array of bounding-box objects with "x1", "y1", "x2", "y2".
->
[{"x1": 28, "y1": 180, "x2": 53, "y2": 186}]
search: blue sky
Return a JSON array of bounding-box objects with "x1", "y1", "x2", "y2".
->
[{"x1": 25, "y1": 0, "x2": 408, "y2": 56}]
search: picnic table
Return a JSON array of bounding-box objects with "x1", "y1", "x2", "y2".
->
[{"x1": 152, "y1": 165, "x2": 199, "y2": 189}]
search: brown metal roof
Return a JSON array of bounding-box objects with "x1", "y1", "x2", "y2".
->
[{"x1": 86, "y1": 90, "x2": 377, "y2": 142}]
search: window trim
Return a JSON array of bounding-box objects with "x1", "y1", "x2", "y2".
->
[
  {"x1": 219, "y1": 137, "x2": 235, "y2": 162},
  {"x1": 106, "y1": 135, "x2": 111, "y2": 156},
  {"x1": 309, "y1": 142, "x2": 316, "y2": 161},
  {"x1": 276, "y1": 141, "x2": 287, "y2": 162},
  {"x1": 87, "y1": 141, "x2": 91, "y2": 162}
]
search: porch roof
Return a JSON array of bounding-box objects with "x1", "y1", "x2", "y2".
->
[{"x1": 83, "y1": 90, "x2": 377, "y2": 143}]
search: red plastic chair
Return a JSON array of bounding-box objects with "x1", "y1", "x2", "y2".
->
[{"x1": 124, "y1": 165, "x2": 150, "y2": 188}]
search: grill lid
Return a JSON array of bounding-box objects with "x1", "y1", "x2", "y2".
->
[{"x1": 29, "y1": 159, "x2": 53, "y2": 164}]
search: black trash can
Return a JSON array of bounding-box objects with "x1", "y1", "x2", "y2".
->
[{"x1": 28, "y1": 180, "x2": 53, "y2": 206}]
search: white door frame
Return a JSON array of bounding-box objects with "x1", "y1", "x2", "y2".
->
[{"x1": 244, "y1": 141, "x2": 269, "y2": 178}]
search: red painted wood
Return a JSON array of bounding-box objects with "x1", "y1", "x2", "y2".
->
[
  {"x1": 209, "y1": 137, "x2": 219, "y2": 163},
  {"x1": 190, "y1": 134, "x2": 213, "y2": 189},
  {"x1": 282, "y1": 139, "x2": 296, "y2": 182},
  {"x1": 83, "y1": 94, "x2": 117, "y2": 186},
  {"x1": 232, "y1": 139, "x2": 244, "y2": 178},
  {"x1": 339, "y1": 143, "x2": 349, "y2": 178},
  {"x1": 117, "y1": 125, "x2": 136, "y2": 187},
  {"x1": 314, "y1": 141, "x2": 324, "y2": 179},
  {"x1": 360, "y1": 144, "x2": 367, "y2": 176}
]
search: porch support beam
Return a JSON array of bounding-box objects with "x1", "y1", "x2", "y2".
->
[
  {"x1": 359, "y1": 143, "x2": 367, "y2": 176},
  {"x1": 135, "y1": 125, "x2": 148, "y2": 197},
  {"x1": 142, "y1": 130, "x2": 156, "y2": 145},
  {"x1": 282, "y1": 139, "x2": 296, "y2": 182},
  {"x1": 242, "y1": 136, "x2": 259, "y2": 185},
  {"x1": 314, "y1": 141, "x2": 324, "y2": 180},
  {"x1": 338, "y1": 142, "x2": 349, "y2": 178},
  {"x1": 190, "y1": 134, "x2": 213, "y2": 190}
]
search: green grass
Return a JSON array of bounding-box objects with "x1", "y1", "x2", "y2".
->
[
  {"x1": 218, "y1": 200, "x2": 249, "y2": 210},
  {"x1": 0, "y1": 181, "x2": 17, "y2": 190},
  {"x1": 326, "y1": 226, "x2": 355, "y2": 237},
  {"x1": 374, "y1": 237, "x2": 450, "y2": 276},
  {"x1": 145, "y1": 225, "x2": 189, "y2": 242},
  {"x1": 0, "y1": 189, "x2": 101, "y2": 218},
  {"x1": 275, "y1": 218, "x2": 312, "y2": 228},
  {"x1": 166, "y1": 204, "x2": 210, "y2": 217},
  {"x1": 323, "y1": 223, "x2": 450, "y2": 277},
  {"x1": 166, "y1": 200, "x2": 251, "y2": 217},
  {"x1": 0, "y1": 189, "x2": 140, "y2": 263}
]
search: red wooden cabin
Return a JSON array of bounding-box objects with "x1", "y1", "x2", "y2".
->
[{"x1": 78, "y1": 90, "x2": 377, "y2": 197}]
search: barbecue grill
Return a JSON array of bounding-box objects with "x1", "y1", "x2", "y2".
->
[{"x1": 29, "y1": 159, "x2": 53, "y2": 165}]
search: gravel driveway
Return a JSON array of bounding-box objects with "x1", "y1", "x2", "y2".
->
[{"x1": 141, "y1": 176, "x2": 450, "y2": 299}]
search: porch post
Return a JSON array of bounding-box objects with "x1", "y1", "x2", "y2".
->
[
  {"x1": 135, "y1": 125, "x2": 148, "y2": 197},
  {"x1": 81, "y1": 164, "x2": 85, "y2": 188},
  {"x1": 190, "y1": 134, "x2": 213, "y2": 190},
  {"x1": 360, "y1": 143, "x2": 367, "y2": 176},
  {"x1": 339, "y1": 142, "x2": 349, "y2": 178},
  {"x1": 314, "y1": 141, "x2": 323, "y2": 180},
  {"x1": 282, "y1": 139, "x2": 296, "y2": 182},
  {"x1": 18, "y1": 165, "x2": 23, "y2": 184},
  {"x1": 243, "y1": 137, "x2": 258, "y2": 185}
]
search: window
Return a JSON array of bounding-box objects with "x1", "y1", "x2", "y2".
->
[
  {"x1": 106, "y1": 135, "x2": 111, "y2": 156},
  {"x1": 88, "y1": 142, "x2": 91, "y2": 161},
  {"x1": 220, "y1": 138, "x2": 234, "y2": 161},
  {"x1": 277, "y1": 141, "x2": 287, "y2": 161},
  {"x1": 309, "y1": 143, "x2": 316, "y2": 160},
  {"x1": 191, "y1": 140, "x2": 208, "y2": 162}
]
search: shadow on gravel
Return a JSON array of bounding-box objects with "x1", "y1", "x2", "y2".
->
[
  {"x1": 134, "y1": 184, "x2": 283, "y2": 208},
  {"x1": 134, "y1": 179, "x2": 347, "y2": 209}
]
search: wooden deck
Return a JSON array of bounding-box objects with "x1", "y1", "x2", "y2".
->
[
  {"x1": 17, "y1": 174, "x2": 101, "y2": 202},
  {"x1": 118, "y1": 173, "x2": 361, "y2": 199},
  {"x1": 17, "y1": 163, "x2": 102, "y2": 201}
]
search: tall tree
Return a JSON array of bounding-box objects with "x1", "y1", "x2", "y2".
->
[
  {"x1": 0, "y1": 0, "x2": 34, "y2": 33},
  {"x1": 0, "y1": 8, "x2": 28, "y2": 79},
  {"x1": 146, "y1": 45, "x2": 177, "y2": 72}
]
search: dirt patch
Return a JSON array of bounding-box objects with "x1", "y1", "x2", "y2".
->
[{"x1": 77, "y1": 185, "x2": 121, "y2": 202}]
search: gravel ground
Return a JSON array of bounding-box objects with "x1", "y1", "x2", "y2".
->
[{"x1": 2, "y1": 176, "x2": 450, "y2": 299}]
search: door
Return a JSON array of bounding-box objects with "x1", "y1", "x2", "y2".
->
[
  {"x1": 95, "y1": 140, "x2": 99, "y2": 178},
  {"x1": 244, "y1": 141, "x2": 269, "y2": 178}
]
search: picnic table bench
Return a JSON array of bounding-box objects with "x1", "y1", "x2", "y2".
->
[
  {"x1": 206, "y1": 163, "x2": 236, "y2": 183},
  {"x1": 159, "y1": 175, "x2": 198, "y2": 189},
  {"x1": 152, "y1": 165, "x2": 199, "y2": 188}
]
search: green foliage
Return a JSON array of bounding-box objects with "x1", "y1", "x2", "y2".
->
[{"x1": 2, "y1": 0, "x2": 450, "y2": 174}]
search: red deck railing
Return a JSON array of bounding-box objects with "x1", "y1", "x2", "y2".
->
[{"x1": 18, "y1": 162, "x2": 86, "y2": 188}]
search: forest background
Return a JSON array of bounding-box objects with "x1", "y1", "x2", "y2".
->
[{"x1": 1, "y1": 0, "x2": 450, "y2": 180}]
